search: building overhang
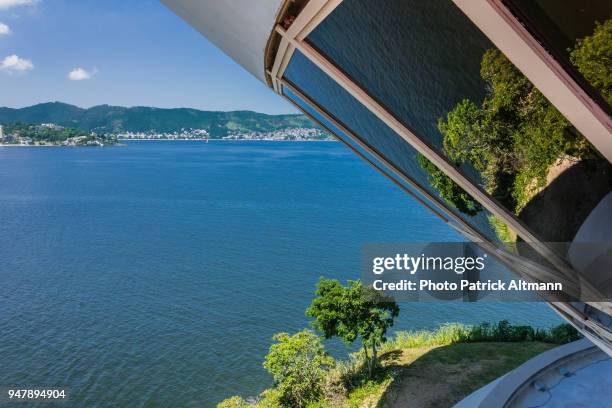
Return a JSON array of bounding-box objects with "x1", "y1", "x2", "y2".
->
[{"x1": 160, "y1": 0, "x2": 285, "y2": 83}]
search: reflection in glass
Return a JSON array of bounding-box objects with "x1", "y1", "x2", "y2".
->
[
  {"x1": 283, "y1": 51, "x2": 501, "y2": 244},
  {"x1": 505, "y1": 0, "x2": 611, "y2": 109},
  {"x1": 284, "y1": 84, "x2": 462, "y2": 235},
  {"x1": 435, "y1": 48, "x2": 612, "y2": 244},
  {"x1": 306, "y1": 0, "x2": 612, "y2": 246}
]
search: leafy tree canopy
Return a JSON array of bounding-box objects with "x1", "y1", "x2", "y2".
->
[
  {"x1": 417, "y1": 154, "x2": 483, "y2": 216},
  {"x1": 570, "y1": 19, "x2": 612, "y2": 105},
  {"x1": 263, "y1": 330, "x2": 333, "y2": 408},
  {"x1": 306, "y1": 278, "x2": 399, "y2": 377},
  {"x1": 426, "y1": 42, "x2": 598, "y2": 220}
]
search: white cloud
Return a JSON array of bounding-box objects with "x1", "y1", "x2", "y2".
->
[
  {"x1": 0, "y1": 54, "x2": 33, "y2": 72},
  {"x1": 0, "y1": 0, "x2": 37, "y2": 9},
  {"x1": 68, "y1": 67, "x2": 97, "y2": 81},
  {"x1": 0, "y1": 23, "x2": 10, "y2": 35}
]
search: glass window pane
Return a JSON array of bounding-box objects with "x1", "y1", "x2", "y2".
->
[
  {"x1": 282, "y1": 79, "x2": 578, "y2": 299},
  {"x1": 307, "y1": 0, "x2": 492, "y2": 155},
  {"x1": 283, "y1": 51, "x2": 501, "y2": 244},
  {"x1": 505, "y1": 0, "x2": 611, "y2": 111},
  {"x1": 284, "y1": 84, "x2": 459, "y2": 231},
  {"x1": 306, "y1": 0, "x2": 612, "y2": 245}
]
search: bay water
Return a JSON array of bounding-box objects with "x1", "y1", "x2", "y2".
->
[{"x1": 0, "y1": 141, "x2": 560, "y2": 407}]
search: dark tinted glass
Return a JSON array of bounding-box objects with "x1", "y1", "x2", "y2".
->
[
  {"x1": 509, "y1": 0, "x2": 610, "y2": 52},
  {"x1": 284, "y1": 84, "x2": 456, "y2": 230},
  {"x1": 506, "y1": 0, "x2": 611, "y2": 111},
  {"x1": 286, "y1": 87, "x2": 588, "y2": 304},
  {"x1": 307, "y1": 0, "x2": 612, "y2": 244},
  {"x1": 307, "y1": 0, "x2": 492, "y2": 154},
  {"x1": 283, "y1": 51, "x2": 500, "y2": 243}
]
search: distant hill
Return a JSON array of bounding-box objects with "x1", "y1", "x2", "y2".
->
[{"x1": 0, "y1": 102, "x2": 320, "y2": 137}]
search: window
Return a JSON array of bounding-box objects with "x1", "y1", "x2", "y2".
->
[
  {"x1": 283, "y1": 50, "x2": 501, "y2": 244},
  {"x1": 302, "y1": 0, "x2": 612, "y2": 246},
  {"x1": 504, "y1": 0, "x2": 612, "y2": 113}
]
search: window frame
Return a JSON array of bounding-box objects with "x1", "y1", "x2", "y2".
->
[
  {"x1": 453, "y1": 0, "x2": 612, "y2": 162},
  {"x1": 266, "y1": 0, "x2": 612, "y2": 347}
]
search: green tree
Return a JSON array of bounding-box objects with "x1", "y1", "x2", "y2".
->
[
  {"x1": 417, "y1": 155, "x2": 482, "y2": 216},
  {"x1": 427, "y1": 47, "x2": 594, "y2": 222},
  {"x1": 439, "y1": 99, "x2": 489, "y2": 172},
  {"x1": 570, "y1": 19, "x2": 612, "y2": 105},
  {"x1": 262, "y1": 329, "x2": 333, "y2": 408},
  {"x1": 306, "y1": 278, "x2": 399, "y2": 377}
]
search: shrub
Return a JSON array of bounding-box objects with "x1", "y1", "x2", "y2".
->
[
  {"x1": 488, "y1": 215, "x2": 517, "y2": 243},
  {"x1": 256, "y1": 389, "x2": 283, "y2": 408},
  {"x1": 570, "y1": 19, "x2": 612, "y2": 105},
  {"x1": 217, "y1": 321, "x2": 581, "y2": 407},
  {"x1": 388, "y1": 321, "x2": 581, "y2": 348},
  {"x1": 549, "y1": 323, "x2": 582, "y2": 344},
  {"x1": 263, "y1": 330, "x2": 333, "y2": 408},
  {"x1": 217, "y1": 396, "x2": 250, "y2": 408},
  {"x1": 417, "y1": 154, "x2": 483, "y2": 216}
]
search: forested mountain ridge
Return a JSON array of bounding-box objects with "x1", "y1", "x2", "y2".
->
[{"x1": 0, "y1": 102, "x2": 319, "y2": 137}]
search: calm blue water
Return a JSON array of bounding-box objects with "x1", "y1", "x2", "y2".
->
[{"x1": 0, "y1": 141, "x2": 560, "y2": 407}]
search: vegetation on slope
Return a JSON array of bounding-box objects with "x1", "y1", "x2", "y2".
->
[
  {"x1": 1, "y1": 123, "x2": 117, "y2": 145},
  {"x1": 435, "y1": 48, "x2": 594, "y2": 214},
  {"x1": 0, "y1": 103, "x2": 320, "y2": 136},
  {"x1": 418, "y1": 19, "x2": 611, "y2": 240},
  {"x1": 218, "y1": 320, "x2": 580, "y2": 408},
  {"x1": 217, "y1": 278, "x2": 581, "y2": 408}
]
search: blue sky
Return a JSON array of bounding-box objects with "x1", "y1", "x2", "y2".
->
[{"x1": 0, "y1": 0, "x2": 296, "y2": 114}]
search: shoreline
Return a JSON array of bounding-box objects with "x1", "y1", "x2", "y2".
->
[
  {"x1": 0, "y1": 143, "x2": 125, "y2": 148},
  {"x1": 118, "y1": 138, "x2": 337, "y2": 142},
  {"x1": 0, "y1": 144, "x2": 58, "y2": 147},
  {"x1": 0, "y1": 139, "x2": 338, "y2": 147}
]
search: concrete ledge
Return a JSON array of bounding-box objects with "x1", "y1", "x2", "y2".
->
[{"x1": 455, "y1": 339, "x2": 596, "y2": 407}]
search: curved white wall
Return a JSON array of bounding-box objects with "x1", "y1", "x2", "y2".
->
[{"x1": 160, "y1": 0, "x2": 284, "y2": 82}]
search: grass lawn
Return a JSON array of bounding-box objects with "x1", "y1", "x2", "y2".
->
[{"x1": 345, "y1": 342, "x2": 555, "y2": 408}]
